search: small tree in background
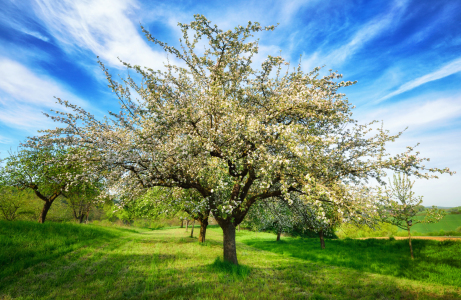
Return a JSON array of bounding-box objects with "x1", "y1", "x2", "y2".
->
[
  {"x1": 381, "y1": 173, "x2": 446, "y2": 259},
  {"x1": 0, "y1": 186, "x2": 27, "y2": 221},
  {"x1": 243, "y1": 196, "x2": 296, "y2": 241},
  {"x1": 0, "y1": 146, "x2": 99, "y2": 223},
  {"x1": 65, "y1": 182, "x2": 104, "y2": 223},
  {"x1": 134, "y1": 187, "x2": 211, "y2": 242}
]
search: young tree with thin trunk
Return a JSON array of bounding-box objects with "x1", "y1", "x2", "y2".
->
[
  {"x1": 381, "y1": 173, "x2": 446, "y2": 259},
  {"x1": 30, "y1": 15, "x2": 454, "y2": 264}
]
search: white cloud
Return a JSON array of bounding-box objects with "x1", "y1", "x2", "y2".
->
[
  {"x1": 33, "y1": 0, "x2": 173, "y2": 69},
  {"x1": 353, "y1": 94, "x2": 461, "y2": 206},
  {"x1": 0, "y1": 58, "x2": 89, "y2": 131},
  {"x1": 378, "y1": 57, "x2": 461, "y2": 103},
  {"x1": 382, "y1": 131, "x2": 461, "y2": 207},
  {"x1": 358, "y1": 95, "x2": 461, "y2": 134}
]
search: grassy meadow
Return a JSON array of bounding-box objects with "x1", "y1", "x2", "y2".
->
[
  {"x1": 1, "y1": 221, "x2": 461, "y2": 299},
  {"x1": 396, "y1": 214, "x2": 461, "y2": 234}
]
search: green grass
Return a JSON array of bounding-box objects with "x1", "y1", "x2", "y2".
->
[
  {"x1": 1, "y1": 221, "x2": 460, "y2": 299},
  {"x1": 397, "y1": 214, "x2": 461, "y2": 234},
  {"x1": 239, "y1": 232, "x2": 461, "y2": 286}
]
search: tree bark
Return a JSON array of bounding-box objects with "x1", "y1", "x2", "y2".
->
[
  {"x1": 78, "y1": 214, "x2": 85, "y2": 223},
  {"x1": 190, "y1": 220, "x2": 195, "y2": 238},
  {"x1": 276, "y1": 229, "x2": 281, "y2": 241},
  {"x1": 238, "y1": 224, "x2": 240, "y2": 232},
  {"x1": 180, "y1": 219, "x2": 184, "y2": 228},
  {"x1": 216, "y1": 218, "x2": 238, "y2": 265},
  {"x1": 319, "y1": 230, "x2": 325, "y2": 249},
  {"x1": 198, "y1": 217, "x2": 208, "y2": 243},
  {"x1": 38, "y1": 200, "x2": 53, "y2": 223},
  {"x1": 186, "y1": 219, "x2": 189, "y2": 231},
  {"x1": 407, "y1": 225, "x2": 414, "y2": 259}
]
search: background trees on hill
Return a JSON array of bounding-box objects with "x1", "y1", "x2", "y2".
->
[{"x1": 28, "y1": 15, "x2": 454, "y2": 264}]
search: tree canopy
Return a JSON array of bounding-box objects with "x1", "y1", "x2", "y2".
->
[{"x1": 28, "y1": 15, "x2": 454, "y2": 264}]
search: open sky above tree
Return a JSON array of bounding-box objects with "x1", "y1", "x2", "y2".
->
[{"x1": 0, "y1": 0, "x2": 460, "y2": 206}]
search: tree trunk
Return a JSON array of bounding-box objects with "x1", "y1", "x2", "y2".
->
[
  {"x1": 198, "y1": 217, "x2": 208, "y2": 243},
  {"x1": 238, "y1": 224, "x2": 240, "y2": 232},
  {"x1": 180, "y1": 219, "x2": 184, "y2": 228},
  {"x1": 276, "y1": 229, "x2": 281, "y2": 241},
  {"x1": 186, "y1": 219, "x2": 189, "y2": 231},
  {"x1": 78, "y1": 214, "x2": 85, "y2": 223},
  {"x1": 38, "y1": 200, "x2": 53, "y2": 223},
  {"x1": 319, "y1": 230, "x2": 325, "y2": 249},
  {"x1": 407, "y1": 225, "x2": 414, "y2": 259},
  {"x1": 216, "y1": 219, "x2": 238, "y2": 265},
  {"x1": 190, "y1": 220, "x2": 195, "y2": 238}
]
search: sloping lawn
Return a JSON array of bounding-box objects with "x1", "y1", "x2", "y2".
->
[{"x1": 0, "y1": 221, "x2": 460, "y2": 299}]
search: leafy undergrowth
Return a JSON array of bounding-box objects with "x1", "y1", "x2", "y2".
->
[{"x1": 0, "y1": 222, "x2": 460, "y2": 299}]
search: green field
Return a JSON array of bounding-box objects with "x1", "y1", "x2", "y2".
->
[
  {"x1": 397, "y1": 214, "x2": 461, "y2": 234},
  {"x1": 1, "y1": 221, "x2": 461, "y2": 299}
]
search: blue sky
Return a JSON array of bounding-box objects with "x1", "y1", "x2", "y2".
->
[{"x1": 0, "y1": 0, "x2": 460, "y2": 206}]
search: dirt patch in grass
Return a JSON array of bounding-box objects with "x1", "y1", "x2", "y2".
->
[{"x1": 358, "y1": 236, "x2": 461, "y2": 241}]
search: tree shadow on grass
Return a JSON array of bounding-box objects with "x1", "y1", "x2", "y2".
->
[
  {"x1": 241, "y1": 237, "x2": 461, "y2": 287},
  {"x1": 1, "y1": 248, "x2": 459, "y2": 300}
]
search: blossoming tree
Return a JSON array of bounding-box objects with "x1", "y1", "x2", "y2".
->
[{"x1": 30, "y1": 15, "x2": 453, "y2": 264}]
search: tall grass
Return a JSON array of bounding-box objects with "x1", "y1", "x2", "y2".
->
[{"x1": 0, "y1": 220, "x2": 120, "y2": 281}]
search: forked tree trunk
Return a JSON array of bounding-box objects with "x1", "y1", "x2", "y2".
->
[
  {"x1": 319, "y1": 230, "x2": 325, "y2": 249},
  {"x1": 198, "y1": 217, "x2": 208, "y2": 243},
  {"x1": 38, "y1": 200, "x2": 53, "y2": 223},
  {"x1": 190, "y1": 220, "x2": 195, "y2": 238},
  {"x1": 78, "y1": 214, "x2": 85, "y2": 223},
  {"x1": 407, "y1": 226, "x2": 414, "y2": 259},
  {"x1": 216, "y1": 219, "x2": 238, "y2": 265},
  {"x1": 276, "y1": 229, "x2": 281, "y2": 241}
]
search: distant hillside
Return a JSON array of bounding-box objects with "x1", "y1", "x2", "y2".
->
[{"x1": 398, "y1": 214, "x2": 461, "y2": 234}]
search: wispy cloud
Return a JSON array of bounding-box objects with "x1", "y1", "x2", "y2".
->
[
  {"x1": 378, "y1": 57, "x2": 461, "y2": 103},
  {"x1": 355, "y1": 94, "x2": 461, "y2": 134},
  {"x1": 0, "y1": 58, "x2": 88, "y2": 130},
  {"x1": 33, "y1": 0, "x2": 173, "y2": 69},
  {"x1": 0, "y1": 135, "x2": 13, "y2": 144},
  {"x1": 302, "y1": 0, "x2": 408, "y2": 70},
  {"x1": 20, "y1": 29, "x2": 50, "y2": 42}
]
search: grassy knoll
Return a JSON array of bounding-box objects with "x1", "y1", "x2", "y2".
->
[
  {"x1": 396, "y1": 214, "x2": 461, "y2": 234},
  {"x1": 1, "y1": 222, "x2": 460, "y2": 299}
]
